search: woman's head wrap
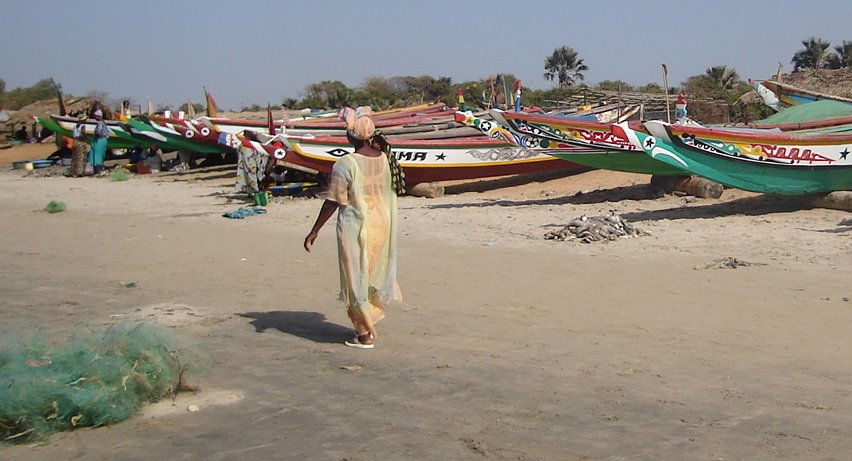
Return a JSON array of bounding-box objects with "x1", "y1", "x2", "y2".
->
[
  {"x1": 338, "y1": 106, "x2": 406, "y2": 196},
  {"x1": 340, "y1": 106, "x2": 375, "y2": 140}
]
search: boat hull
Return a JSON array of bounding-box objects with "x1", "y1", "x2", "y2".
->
[
  {"x1": 458, "y1": 110, "x2": 683, "y2": 175},
  {"x1": 46, "y1": 115, "x2": 141, "y2": 150},
  {"x1": 620, "y1": 121, "x2": 852, "y2": 195},
  {"x1": 759, "y1": 80, "x2": 852, "y2": 109},
  {"x1": 128, "y1": 116, "x2": 232, "y2": 155},
  {"x1": 284, "y1": 135, "x2": 581, "y2": 185}
]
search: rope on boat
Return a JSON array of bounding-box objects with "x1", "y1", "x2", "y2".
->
[{"x1": 544, "y1": 212, "x2": 644, "y2": 243}]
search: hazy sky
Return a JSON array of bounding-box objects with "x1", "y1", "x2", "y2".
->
[{"x1": 3, "y1": 0, "x2": 851, "y2": 110}]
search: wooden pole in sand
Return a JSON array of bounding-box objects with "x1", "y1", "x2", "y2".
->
[{"x1": 662, "y1": 64, "x2": 671, "y2": 123}]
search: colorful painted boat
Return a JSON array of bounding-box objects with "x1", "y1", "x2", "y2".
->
[
  {"x1": 43, "y1": 115, "x2": 142, "y2": 150},
  {"x1": 473, "y1": 110, "x2": 685, "y2": 176},
  {"x1": 127, "y1": 116, "x2": 234, "y2": 155},
  {"x1": 202, "y1": 103, "x2": 454, "y2": 135},
  {"x1": 614, "y1": 120, "x2": 852, "y2": 195},
  {"x1": 752, "y1": 80, "x2": 852, "y2": 110},
  {"x1": 276, "y1": 133, "x2": 580, "y2": 185},
  {"x1": 185, "y1": 105, "x2": 582, "y2": 187}
]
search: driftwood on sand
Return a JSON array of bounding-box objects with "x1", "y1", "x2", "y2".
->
[
  {"x1": 650, "y1": 175, "x2": 724, "y2": 199},
  {"x1": 407, "y1": 182, "x2": 445, "y2": 198},
  {"x1": 810, "y1": 191, "x2": 852, "y2": 212}
]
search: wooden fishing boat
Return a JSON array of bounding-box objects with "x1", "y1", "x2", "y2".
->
[
  {"x1": 613, "y1": 120, "x2": 852, "y2": 195},
  {"x1": 43, "y1": 115, "x2": 141, "y2": 150},
  {"x1": 276, "y1": 132, "x2": 580, "y2": 185},
  {"x1": 187, "y1": 105, "x2": 581, "y2": 187},
  {"x1": 752, "y1": 80, "x2": 852, "y2": 110},
  {"x1": 201, "y1": 103, "x2": 454, "y2": 135},
  {"x1": 479, "y1": 109, "x2": 684, "y2": 176},
  {"x1": 127, "y1": 116, "x2": 234, "y2": 155}
]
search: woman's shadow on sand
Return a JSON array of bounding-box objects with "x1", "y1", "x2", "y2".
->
[{"x1": 238, "y1": 311, "x2": 352, "y2": 344}]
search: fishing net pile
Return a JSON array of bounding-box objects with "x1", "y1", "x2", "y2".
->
[
  {"x1": 544, "y1": 212, "x2": 644, "y2": 243},
  {"x1": 0, "y1": 322, "x2": 210, "y2": 443},
  {"x1": 693, "y1": 257, "x2": 767, "y2": 270}
]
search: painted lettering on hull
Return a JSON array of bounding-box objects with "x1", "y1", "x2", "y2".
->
[
  {"x1": 756, "y1": 145, "x2": 834, "y2": 164},
  {"x1": 394, "y1": 151, "x2": 427, "y2": 162}
]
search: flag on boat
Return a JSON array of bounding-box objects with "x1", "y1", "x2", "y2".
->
[
  {"x1": 267, "y1": 103, "x2": 276, "y2": 135},
  {"x1": 205, "y1": 88, "x2": 219, "y2": 117}
]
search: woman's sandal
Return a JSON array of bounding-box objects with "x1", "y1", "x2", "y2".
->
[{"x1": 345, "y1": 332, "x2": 374, "y2": 349}]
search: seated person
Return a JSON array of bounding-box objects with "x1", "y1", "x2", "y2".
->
[
  {"x1": 141, "y1": 144, "x2": 163, "y2": 171},
  {"x1": 14, "y1": 125, "x2": 29, "y2": 141},
  {"x1": 261, "y1": 162, "x2": 287, "y2": 190},
  {"x1": 128, "y1": 145, "x2": 145, "y2": 163}
]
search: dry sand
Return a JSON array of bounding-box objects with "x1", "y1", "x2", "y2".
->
[{"x1": 1, "y1": 143, "x2": 851, "y2": 460}]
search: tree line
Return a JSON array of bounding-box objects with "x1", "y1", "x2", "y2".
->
[
  {"x1": 2, "y1": 36, "x2": 849, "y2": 118},
  {"x1": 0, "y1": 78, "x2": 60, "y2": 111}
]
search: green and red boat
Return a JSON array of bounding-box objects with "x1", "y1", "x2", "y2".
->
[{"x1": 127, "y1": 115, "x2": 234, "y2": 155}]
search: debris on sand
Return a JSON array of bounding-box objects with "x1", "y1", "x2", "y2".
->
[
  {"x1": 545, "y1": 212, "x2": 644, "y2": 243},
  {"x1": 694, "y1": 257, "x2": 767, "y2": 270},
  {"x1": 43, "y1": 200, "x2": 66, "y2": 213}
]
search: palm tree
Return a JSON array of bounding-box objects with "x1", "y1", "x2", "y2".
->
[
  {"x1": 543, "y1": 46, "x2": 588, "y2": 88},
  {"x1": 827, "y1": 40, "x2": 852, "y2": 69},
  {"x1": 705, "y1": 65, "x2": 739, "y2": 91},
  {"x1": 792, "y1": 37, "x2": 832, "y2": 71}
]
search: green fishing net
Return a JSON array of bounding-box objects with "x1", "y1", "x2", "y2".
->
[
  {"x1": 43, "y1": 200, "x2": 66, "y2": 213},
  {"x1": 109, "y1": 168, "x2": 130, "y2": 182},
  {"x1": 755, "y1": 100, "x2": 852, "y2": 126},
  {"x1": 0, "y1": 322, "x2": 211, "y2": 443}
]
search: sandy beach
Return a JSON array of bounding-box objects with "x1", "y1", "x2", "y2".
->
[{"x1": 1, "y1": 143, "x2": 851, "y2": 460}]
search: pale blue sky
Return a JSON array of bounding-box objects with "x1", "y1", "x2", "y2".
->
[{"x1": 3, "y1": 0, "x2": 851, "y2": 110}]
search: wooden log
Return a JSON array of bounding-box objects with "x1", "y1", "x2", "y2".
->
[
  {"x1": 809, "y1": 191, "x2": 852, "y2": 211},
  {"x1": 675, "y1": 176, "x2": 724, "y2": 199},
  {"x1": 407, "y1": 182, "x2": 445, "y2": 198},
  {"x1": 650, "y1": 175, "x2": 724, "y2": 199}
]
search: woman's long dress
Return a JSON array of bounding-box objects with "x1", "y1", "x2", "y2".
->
[{"x1": 327, "y1": 153, "x2": 402, "y2": 334}]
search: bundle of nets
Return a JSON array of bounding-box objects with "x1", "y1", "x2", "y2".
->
[
  {"x1": 544, "y1": 212, "x2": 645, "y2": 243},
  {"x1": 0, "y1": 322, "x2": 210, "y2": 443}
]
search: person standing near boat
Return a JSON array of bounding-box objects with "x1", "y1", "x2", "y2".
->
[
  {"x1": 69, "y1": 117, "x2": 88, "y2": 177},
  {"x1": 88, "y1": 109, "x2": 109, "y2": 174},
  {"x1": 234, "y1": 130, "x2": 268, "y2": 203},
  {"x1": 675, "y1": 92, "x2": 688, "y2": 121},
  {"x1": 303, "y1": 106, "x2": 402, "y2": 349}
]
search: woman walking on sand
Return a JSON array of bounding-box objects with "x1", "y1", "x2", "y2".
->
[{"x1": 304, "y1": 106, "x2": 403, "y2": 349}]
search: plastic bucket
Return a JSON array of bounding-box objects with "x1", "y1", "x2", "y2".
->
[{"x1": 253, "y1": 192, "x2": 269, "y2": 206}]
